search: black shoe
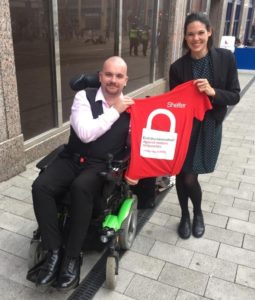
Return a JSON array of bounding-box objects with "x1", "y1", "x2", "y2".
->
[
  {"x1": 26, "y1": 258, "x2": 46, "y2": 283},
  {"x1": 192, "y1": 214, "x2": 205, "y2": 238},
  {"x1": 178, "y1": 215, "x2": 191, "y2": 239},
  {"x1": 57, "y1": 256, "x2": 81, "y2": 291},
  {"x1": 36, "y1": 249, "x2": 62, "y2": 286}
]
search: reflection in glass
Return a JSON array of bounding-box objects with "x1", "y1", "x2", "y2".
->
[
  {"x1": 122, "y1": 0, "x2": 154, "y2": 93},
  {"x1": 9, "y1": 0, "x2": 55, "y2": 140},
  {"x1": 58, "y1": 0, "x2": 116, "y2": 122}
]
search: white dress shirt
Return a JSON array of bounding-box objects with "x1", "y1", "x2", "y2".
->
[{"x1": 70, "y1": 87, "x2": 121, "y2": 143}]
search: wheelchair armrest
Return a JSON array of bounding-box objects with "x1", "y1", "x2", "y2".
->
[
  {"x1": 69, "y1": 73, "x2": 100, "y2": 91},
  {"x1": 36, "y1": 145, "x2": 65, "y2": 170},
  {"x1": 98, "y1": 149, "x2": 130, "y2": 181},
  {"x1": 111, "y1": 148, "x2": 130, "y2": 169},
  {"x1": 112, "y1": 154, "x2": 130, "y2": 169}
]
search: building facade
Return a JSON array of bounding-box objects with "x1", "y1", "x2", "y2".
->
[{"x1": 0, "y1": 0, "x2": 254, "y2": 182}]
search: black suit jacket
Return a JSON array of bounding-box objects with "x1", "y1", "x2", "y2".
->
[{"x1": 169, "y1": 47, "x2": 240, "y2": 123}]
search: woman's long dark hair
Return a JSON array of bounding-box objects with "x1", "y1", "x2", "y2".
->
[{"x1": 183, "y1": 12, "x2": 214, "y2": 49}]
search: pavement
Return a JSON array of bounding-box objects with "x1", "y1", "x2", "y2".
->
[{"x1": 1, "y1": 70, "x2": 255, "y2": 300}]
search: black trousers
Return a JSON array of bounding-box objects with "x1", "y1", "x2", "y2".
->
[
  {"x1": 131, "y1": 177, "x2": 156, "y2": 208},
  {"x1": 32, "y1": 155, "x2": 106, "y2": 257}
]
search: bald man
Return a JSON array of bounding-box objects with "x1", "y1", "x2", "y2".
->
[{"x1": 31, "y1": 56, "x2": 134, "y2": 290}]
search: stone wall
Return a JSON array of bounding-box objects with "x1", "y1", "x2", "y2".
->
[{"x1": 0, "y1": 0, "x2": 26, "y2": 182}]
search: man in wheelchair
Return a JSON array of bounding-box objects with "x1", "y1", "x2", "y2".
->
[{"x1": 28, "y1": 56, "x2": 134, "y2": 290}]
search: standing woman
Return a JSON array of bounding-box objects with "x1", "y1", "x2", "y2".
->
[{"x1": 169, "y1": 12, "x2": 240, "y2": 239}]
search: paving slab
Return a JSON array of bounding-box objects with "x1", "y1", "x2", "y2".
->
[
  {"x1": 206, "y1": 277, "x2": 255, "y2": 300},
  {"x1": 125, "y1": 274, "x2": 178, "y2": 300},
  {"x1": 189, "y1": 253, "x2": 237, "y2": 282},
  {"x1": 1, "y1": 71, "x2": 255, "y2": 299},
  {"x1": 158, "y1": 262, "x2": 208, "y2": 296}
]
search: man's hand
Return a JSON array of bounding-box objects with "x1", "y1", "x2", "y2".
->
[
  {"x1": 194, "y1": 79, "x2": 216, "y2": 97},
  {"x1": 113, "y1": 96, "x2": 134, "y2": 113}
]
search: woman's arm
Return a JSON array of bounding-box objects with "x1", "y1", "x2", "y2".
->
[{"x1": 212, "y1": 51, "x2": 240, "y2": 106}]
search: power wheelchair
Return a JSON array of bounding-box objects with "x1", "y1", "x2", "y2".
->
[{"x1": 27, "y1": 73, "x2": 138, "y2": 290}]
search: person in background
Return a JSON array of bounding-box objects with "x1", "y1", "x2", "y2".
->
[
  {"x1": 30, "y1": 56, "x2": 134, "y2": 290},
  {"x1": 235, "y1": 37, "x2": 244, "y2": 48},
  {"x1": 169, "y1": 12, "x2": 240, "y2": 239},
  {"x1": 140, "y1": 25, "x2": 150, "y2": 56},
  {"x1": 129, "y1": 23, "x2": 140, "y2": 56}
]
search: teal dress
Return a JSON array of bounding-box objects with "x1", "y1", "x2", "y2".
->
[{"x1": 182, "y1": 53, "x2": 222, "y2": 174}]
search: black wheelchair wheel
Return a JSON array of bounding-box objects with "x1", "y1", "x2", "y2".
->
[
  {"x1": 27, "y1": 240, "x2": 46, "y2": 269},
  {"x1": 119, "y1": 195, "x2": 138, "y2": 250}
]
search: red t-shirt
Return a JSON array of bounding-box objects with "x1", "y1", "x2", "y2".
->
[{"x1": 125, "y1": 80, "x2": 212, "y2": 180}]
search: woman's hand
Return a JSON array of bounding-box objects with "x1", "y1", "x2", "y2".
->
[
  {"x1": 194, "y1": 79, "x2": 216, "y2": 97},
  {"x1": 125, "y1": 175, "x2": 139, "y2": 185}
]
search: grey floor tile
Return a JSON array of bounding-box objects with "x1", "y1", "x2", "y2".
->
[
  {"x1": 164, "y1": 215, "x2": 180, "y2": 232},
  {"x1": 209, "y1": 177, "x2": 240, "y2": 189},
  {"x1": 0, "y1": 230, "x2": 30, "y2": 259},
  {"x1": 205, "y1": 277, "x2": 255, "y2": 300},
  {"x1": 249, "y1": 212, "x2": 255, "y2": 223},
  {"x1": 159, "y1": 262, "x2": 208, "y2": 296},
  {"x1": 149, "y1": 211, "x2": 169, "y2": 226},
  {"x1": 140, "y1": 222, "x2": 178, "y2": 245},
  {"x1": 108, "y1": 268, "x2": 134, "y2": 294},
  {"x1": 233, "y1": 198, "x2": 255, "y2": 212},
  {"x1": 176, "y1": 290, "x2": 209, "y2": 300},
  {"x1": 227, "y1": 218, "x2": 255, "y2": 236},
  {"x1": 243, "y1": 234, "x2": 255, "y2": 251},
  {"x1": 200, "y1": 200, "x2": 214, "y2": 213},
  {"x1": 203, "y1": 192, "x2": 234, "y2": 206},
  {"x1": 131, "y1": 235, "x2": 155, "y2": 255},
  {"x1": 94, "y1": 288, "x2": 134, "y2": 300},
  {"x1": 220, "y1": 187, "x2": 253, "y2": 201},
  {"x1": 236, "y1": 265, "x2": 255, "y2": 289},
  {"x1": 2, "y1": 186, "x2": 31, "y2": 202},
  {"x1": 120, "y1": 251, "x2": 164, "y2": 280},
  {"x1": 202, "y1": 211, "x2": 228, "y2": 228},
  {"x1": 7, "y1": 175, "x2": 34, "y2": 190},
  {"x1": 18, "y1": 287, "x2": 72, "y2": 300},
  {"x1": 200, "y1": 182, "x2": 221, "y2": 194},
  {"x1": 0, "y1": 212, "x2": 36, "y2": 238},
  {"x1": 218, "y1": 243, "x2": 255, "y2": 268},
  {"x1": 149, "y1": 240, "x2": 193, "y2": 267},
  {"x1": 125, "y1": 274, "x2": 178, "y2": 300},
  {"x1": 176, "y1": 237, "x2": 219, "y2": 257},
  {"x1": 0, "y1": 250, "x2": 34, "y2": 289},
  {"x1": 239, "y1": 182, "x2": 255, "y2": 193},
  {"x1": 213, "y1": 203, "x2": 249, "y2": 221},
  {"x1": 0, "y1": 196, "x2": 33, "y2": 218},
  {"x1": 157, "y1": 201, "x2": 181, "y2": 218},
  {"x1": 0, "y1": 275, "x2": 26, "y2": 300},
  {"x1": 189, "y1": 253, "x2": 237, "y2": 282},
  {"x1": 203, "y1": 224, "x2": 243, "y2": 247}
]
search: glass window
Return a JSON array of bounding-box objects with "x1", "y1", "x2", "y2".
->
[
  {"x1": 155, "y1": 0, "x2": 170, "y2": 80},
  {"x1": 122, "y1": 0, "x2": 154, "y2": 93},
  {"x1": 224, "y1": 2, "x2": 233, "y2": 35},
  {"x1": 189, "y1": 0, "x2": 203, "y2": 12},
  {"x1": 9, "y1": 0, "x2": 56, "y2": 140},
  {"x1": 58, "y1": 0, "x2": 116, "y2": 122},
  {"x1": 244, "y1": 2, "x2": 253, "y2": 44},
  {"x1": 233, "y1": 4, "x2": 241, "y2": 37}
]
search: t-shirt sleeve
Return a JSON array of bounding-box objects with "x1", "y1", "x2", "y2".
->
[{"x1": 194, "y1": 92, "x2": 212, "y2": 121}]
